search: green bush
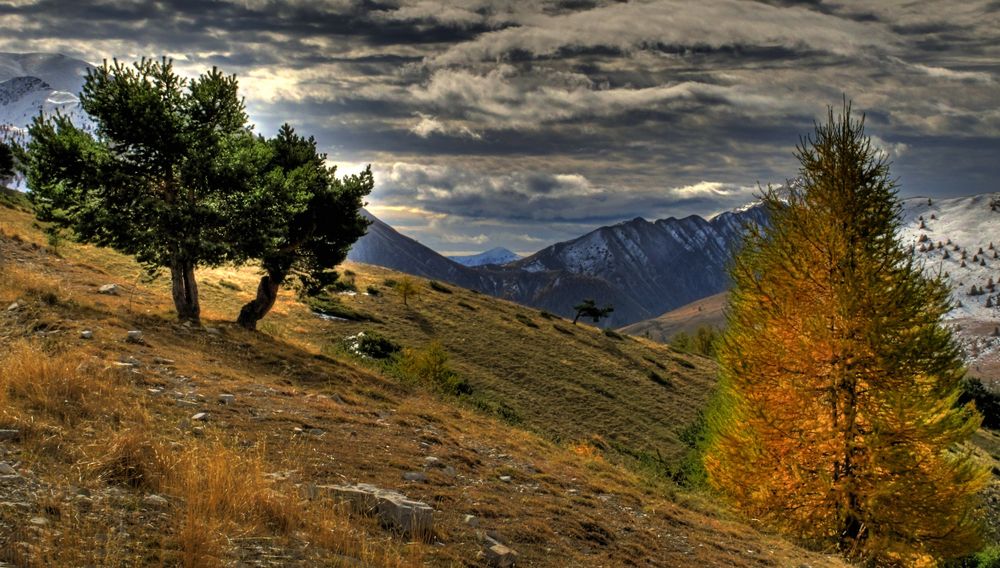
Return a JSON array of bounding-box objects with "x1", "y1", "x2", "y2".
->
[
  {"x1": 946, "y1": 545, "x2": 1000, "y2": 568},
  {"x1": 383, "y1": 278, "x2": 398, "y2": 288},
  {"x1": 470, "y1": 395, "x2": 521, "y2": 425},
  {"x1": 456, "y1": 300, "x2": 476, "y2": 311},
  {"x1": 603, "y1": 328, "x2": 624, "y2": 340},
  {"x1": 365, "y1": 285, "x2": 380, "y2": 296},
  {"x1": 305, "y1": 293, "x2": 377, "y2": 322},
  {"x1": 399, "y1": 341, "x2": 471, "y2": 396},
  {"x1": 345, "y1": 331, "x2": 401, "y2": 360}
]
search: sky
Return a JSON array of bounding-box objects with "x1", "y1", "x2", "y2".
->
[{"x1": 1, "y1": 0, "x2": 998, "y2": 256}]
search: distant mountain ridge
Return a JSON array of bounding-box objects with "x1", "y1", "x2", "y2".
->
[
  {"x1": 348, "y1": 205, "x2": 768, "y2": 327},
  {"x1": 448, "y1": 247, "x2": 521, "y2": 267}
]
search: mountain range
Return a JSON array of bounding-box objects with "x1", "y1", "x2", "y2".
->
[{"x1": 0, "y1": 52, "x2": 92, "y2": 136}]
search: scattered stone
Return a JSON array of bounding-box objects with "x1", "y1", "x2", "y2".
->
[
  {"x1": 423, "y1": 456, "x2": 442, "y2": 467},
  {"x1": 142, "y1": 494, "x2": 169, "y2": 509},
  {"x1": 484, "y1": 542, "x2": 518, "y2": 568},
  {"x1": 0, "y1": 429, "x2": 19, "y2": 441},
  {"x1": 463, "y1": 514, "x2": 479, "y2": 528},
  {"x1": 304, "y1": 483, "x2": 433, "y2": 539},
  {"x1": 402, "y1": 471, "x2": 428, "y2": 483},
  {"x1": 191, "y1": 412, "x2": 208, "y2": 421},
  {"x1": 29, "y1": 516, "x2": 48, "y2": 527},
  {"x1": 204, "y1": 327, "x2": 222, "y2": 335},
  {"x1": 97, "y1": 284, "x2": 119, "y2": 295},
  {"x1": 191, "y1": 427, "x2": 205, "y2": 437},
  {"x1": 80, "y1": 330, "x2": 93, "y2": 340},
  {"x1": 0, "y1": 462, "x2": 16, "y2": 476},
  {"x1": 499, "y1": 475, "x2": 512, "y2": 483},
  {"x1": 152, "y1": 356, "x2": 175, "y2": 365},
  {"x1": 147, "y1": 388, "x2": 163, "y2": 396},
  {"x1": 126, "y1": 330, "x2": 143, "y2": 343},
  {"x1": 218, "y1": 394, "x2": 236, "y2": 405},
  {"x1": 6, "y1": 302, "x2": 19, "y2": 312},
  {"x1": 119, "y1": 355, "x2": 141, "y2": 366}
]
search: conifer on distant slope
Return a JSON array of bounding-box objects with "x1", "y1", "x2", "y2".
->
[{"x1": 704, "y1": 104, "x2": 987, "y2": 564}]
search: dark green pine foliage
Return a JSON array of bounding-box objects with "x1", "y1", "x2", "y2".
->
[
  {"x1": 233, "y1": 124, "x2": 372, "y2": 330},
  {"x1": 571, "y1": 299, "x2": 614, "y2": 324},
  {"x1": 24, "y1": 57, "x2": 251, "y2": 324},
  {"x1": 0, "y1": 140, "x2": 14, "y2": 182}
]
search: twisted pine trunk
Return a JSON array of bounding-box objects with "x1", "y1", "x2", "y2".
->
[{"x1": 237, "y1": 271, "x2": 284, "y2": 330}]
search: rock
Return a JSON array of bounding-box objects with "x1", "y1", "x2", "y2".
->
[
  {"x1": 306, "y1": 483, "x2": 433, "y2": 539},
  {"x1": 80, "y1": 330, "x2": 93, "y2": 340},
  {"x1": 499, "y1": 475, "x2": 512, "y2": 483},
  {"x1": 6, "y1": 301, "x2": 19, "y2": 311},
  {"x1": 126, "y1": 330, "x2": 143, "y2": 343},
  {"x1": 29, "y1": 516, "x2": 48, "y2": 527},
  {"x1": 0, "y1": 429, "x2": 19, "y2": 441},
  {"x1": 484, "y1": 542, "x2": 518, "y2": 568},
  {"x1": 191, "y1": 412, "x2": 208, "y2": 421},
  {"x1": 0, "y1": 462, "x2": 15, "y2": 476},
  {"x1": 218, "y1": 394, "x2": 235, "y2": 405},
  {"x1": 204, "y1": 327, "x2": 222, "y2": 335},
  {"x1": 119, "y1": 355, "x2": 141, "y2": 366},
  {"x1": 97, "y1": 284, "x2": 119, "y2": 295},
  {"x1": 423, "y1": 456, "x2": 443, "y2": 468},
  {"x1": 142, "y1": 494, "x2": 169, "y2": 509},
  {"x1": 152, "y1": 356, "x2": 175, "y2": 365},
  {"x1": 463, "y1": 514, "x2": 479, "y2": 528},
  {"x1": 402, "y1": 471, "x2": 428, "y2": 483}
]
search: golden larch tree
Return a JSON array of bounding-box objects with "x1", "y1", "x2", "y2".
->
[{"x1": 704, "y1": 104, "x2": 988, "y2": 564}]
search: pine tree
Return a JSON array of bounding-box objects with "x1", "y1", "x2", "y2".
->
[
  {"x1": 704, "y1": 104, "x2": 986, "y2": 564},
  {"x1": 24, "y1": 58, "x2": 251, "y2": 324}
]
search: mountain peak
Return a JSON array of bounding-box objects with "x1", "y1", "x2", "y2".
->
[{"x1": 448, "y1": 247, "x2": 521, "y2": 267}]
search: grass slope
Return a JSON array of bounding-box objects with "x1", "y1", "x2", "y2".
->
[
  {"x1": 619, "y1": 292, "x2": 728, "y2": 344},
  {"x1": 0, "y1": 199, "x2": 845, "y2": 567}
]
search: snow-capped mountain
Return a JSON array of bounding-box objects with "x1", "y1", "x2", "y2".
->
[
  {"x1": 0, "y1": 53, "x2": 93, "y2": 138},
  {"x1": 448, "y1": 247, "x2": 521, "y2": 267},
  {"x1": 900, "y1": 193, "x2": 1000, "y2": 320}
]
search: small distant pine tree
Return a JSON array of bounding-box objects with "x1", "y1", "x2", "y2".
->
[
  {"x1": 987, "y1": 296, "x2": 994, "y2": 309},
  {"x1": 943, "y1": 250, "x2": 950, "y2": 259},
  {"x1": 970, "y1": 285, "x2": 980, "y2": 296},
  {"x1": 990, "y1": 242, "x2": 995, "y2": 250},
  {"x1": 973, "y1": 254, "x2": 979, "y2": 262},
  {"x1": 0, "y1": 140, "x2": 14, "y2": 183},
  {"x1": 961, "y1": 260, "x2": 967, "y2": 267},
  {"x1": 705, "y1": 104, "x2": 986, "y2": 564},
  {"x1": 981, "y1": 258, "x2": 987, "y2": 267},
  {"x1": 978, "y1": 247, "x2": 984, "y2": 255},
  {"x1": 571, "y1": 299, "x2": 614, "y2": 325},
  {"x1": 919, "y1": 219, "x2": 926, "y2": 229},
  {"x1": 918, "y1": 233, "x2": 928, "y2": 243},
  {"x1": 928, "y1": 198, "x2": 933, "y2": 206},
  {"x1": 931, "y1": 213, "x2": 936, "y2": 220},
  {"x1": 396, "y1": 276, "x2": 420, "y2": 307}
]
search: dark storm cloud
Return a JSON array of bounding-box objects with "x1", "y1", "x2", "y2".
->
[{"x1": 2, "y1": 0, "x2": 998, "y2": 254}]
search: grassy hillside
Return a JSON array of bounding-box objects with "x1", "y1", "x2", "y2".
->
[
  {"x1": 620, "y1": 292, "x2": 728, "y2": 344},
  {"x1": 0, "y1": 198, "x2": 849, "y2": 566}
]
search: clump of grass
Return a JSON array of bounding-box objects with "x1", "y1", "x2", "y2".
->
[
  {"x1": 603, "y1": 328, "x2": 624, "y2": 340},
  {"x1": 515, "y1": 313, "x2": 539, "y2": 328},
  {"x1": 553, "y1": 324, "x2": 574, "y2": 335},
  {"x1": 648, "y1": 370, "x2": 671, "y2": 388},
  {"x1": 428, "y1": 280, "x2": 452, "y2": 294},
  {"x1": 92, "y1": 429, "x2": 173, "y2": 491},
  {"x1": 383, "y1": 278, "x2": 398, "y2": 288},
  {"x1": 172, "y1": 443, "x2": 299, "y2": 564},
  {"x1": 470, "y1": 395, "x2": 521, "y2": 425},
  {"x1": 456, "y1": 300, "x2": 476, "y2": 311},
  {"x1": 0, "y1": 340, "x2": 135, "y2": 426},
  {"x1": 670, "y1": 356, "x2": 696, "y2": 370},
  {"x1": 218, "y1": 279, "x2": 241, "y2": 291},
  {"x1": 643, "y1": 356, "x2": 666, "y2": 370},
  {"x1": 366, "y1": 285, "x2": 380, "y2": 296},
  {"x1": 538, "y1": 310, "x2": 556, "y2": 320},
  {"x1": 344, "y1": 331, "x2": 402, "y2": 360}
]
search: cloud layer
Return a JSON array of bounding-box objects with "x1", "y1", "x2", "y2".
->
[{"x1": 2, "y1": 0, "x2": 998, "y2": 254}]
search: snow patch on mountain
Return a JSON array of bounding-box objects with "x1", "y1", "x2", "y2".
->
[
  {"x1": 0, "y1": 52, "x2": 93, "y2": 138},
  {"x1": 448, "y1": 247, "x2": 521, "y2": 267}
]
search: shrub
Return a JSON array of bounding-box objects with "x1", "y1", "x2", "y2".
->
[
  {"x1": 553, "y1": 324, "x2": 574, "y2": 335},
  {"x1": 399, "y1": 341, "x2": 471, "y2": 396},
  {"x1": 365, "y1": 285, "x2": 380, "y2": 296},
  {"x1": 383, "y1": 278, "x2": 398, "y2": 288},
  {"x1": 603, "y1": 328, "x2": 624, "y2": 340},
  {"x1": 470, "y1": 395, "x2": 521, "y2": 425},
  {"x1": 456, "y1": 300, "x2": 476, "y2": 311},
  {"x1": 538, "y1": 310, "x2": 555, "y2": 320},
  {"x1": 344, "y1": 331, "x2": 401, "y2": 360},
  {"x1": 305, "y1": 293, "x2": 377, "y2": 322}
]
